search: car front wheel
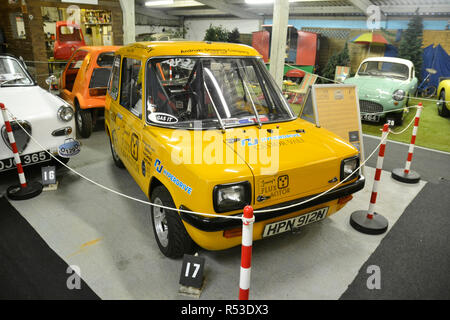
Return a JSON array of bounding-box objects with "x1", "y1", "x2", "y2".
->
[
  {"x1": 75, "y1": 106, "x2": 93, "y2": 138},
  {"x1": 150, "y1": 185, "x2": 195, "y2": 258},
  {"x1": 438, "y1": 90, "x2": 450, "y2": 117},
  {"x1": 109, "y1": 135, "x2": 124, "y2": 168}
]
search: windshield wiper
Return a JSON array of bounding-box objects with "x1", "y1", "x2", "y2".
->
[
  {"x1": 242, "y1": 80, "x2": 262, "y2": 129},
  {"x1": 203, "y1": 80, "x2": 226, "y2": 133}
]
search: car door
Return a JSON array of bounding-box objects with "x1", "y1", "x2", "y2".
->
[
  {"x1": 116, "y1": 56, "x2": 144, "y2": 179},
  {"x1": 60, "y1": 49, "x2": 88, "y2": 103},
  {"x1": 106, "y1": 54, "x2": 123, "y2": 159}
]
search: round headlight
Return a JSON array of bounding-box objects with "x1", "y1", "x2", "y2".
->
[
  {"x1": 57, "y1": 105, "x2": 74, "y2": 122},
  {"x1": 392, "y1": 89, "x2": 405, "y2": 101}
]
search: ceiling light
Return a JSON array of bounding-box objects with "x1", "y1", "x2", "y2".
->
[{"x1": 145, "y1": 0, "x2": 174, "y2": 6}]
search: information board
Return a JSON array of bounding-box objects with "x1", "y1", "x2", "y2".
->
[{"x1": 310, "y1": 84, "x2": 365, "y2": 166}]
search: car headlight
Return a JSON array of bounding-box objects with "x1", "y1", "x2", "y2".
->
[
  {"x1": 57, "y1": 105, "x2": 74, "y2": 122},
  {"x1": 213, "y1": 181, "x2": 251, "y2": 213},
  {"x1": 392, "y1": 89, "x2": 405, "y2": 101},
  {"x1": 341, "y1": 156, "x2": 359, "y2": 181}
]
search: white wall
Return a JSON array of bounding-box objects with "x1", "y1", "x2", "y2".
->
[
  {"x1": 136, "y1": 25, "x2": 182, "y2": 36},
  {"x1": 184, "y1": 18, "x2": 262, "y2": 41}
]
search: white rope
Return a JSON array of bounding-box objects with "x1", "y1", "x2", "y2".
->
[
  {"x1": 5, "y1": 108, "x2": 386, "y2": 218},
  {"x1": 5, "y1": 109, "x2": 244, "y2": 221}
]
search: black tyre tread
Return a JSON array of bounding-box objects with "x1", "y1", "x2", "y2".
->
[
  {"x1": 151, "y1": 186, "x2": 195, "y2": 259},
  {"x1": 438, "y1": 90, "x2": 450, "y2": 117},
  {"x1": 76, "y1": 106, "x2": 93, "y2": 138},
  {"x1": 109, "y1": 136, "x2": 125, "y2": 168}
]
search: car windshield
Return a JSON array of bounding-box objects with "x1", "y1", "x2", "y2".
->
[
  {"x1": 0, "y1": 57, "x2": 33, "y2": 86},
  {"x1": 146, "y1": 57, "x2": 295, "y2": 129},
  {"x1": 357, "y1": 61, "x2": 409, "y2": 80}
]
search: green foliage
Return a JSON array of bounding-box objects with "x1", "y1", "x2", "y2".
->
[
  {"x1": 203, "y1": 24, "x2": 241, "y2": 43},
  {"x1": 203, "y1": 24, "x2": 229, "y2": 42},
  {"x1": 398, "y1": 13, "x2": 424, "y2": 79},
  {"x1": 227, "y1": 28, "x2": 241, "y2": 43},
  {"x1": 321, "y1": 42, "x2": 350, "y2": 82}
]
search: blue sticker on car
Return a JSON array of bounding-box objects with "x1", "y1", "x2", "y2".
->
[
  {"x1": 58, "y1": 138, "x2": 81, "y2": 158},
  {"x1": 154, "y1": 159, "x2": 192, "y2": 195}
]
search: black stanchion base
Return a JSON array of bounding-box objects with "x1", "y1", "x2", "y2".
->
[
  {"x1": 7, "y1": 181, "x2": 43, "y2": 200},
  {"x1": 391, "y1": 168, "x2": 420, "y2": 184},
  {"x1": 350, "y1": 210, "x2": 389, "y2": 235}
]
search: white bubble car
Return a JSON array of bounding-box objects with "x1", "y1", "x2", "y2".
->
[{"x1": 0, "y1": 54, "x2": 76, "y2": 173}]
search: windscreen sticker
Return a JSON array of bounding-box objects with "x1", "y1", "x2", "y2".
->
[
  {"x1": 148, "y1": 112, "x2": 178, "y2": 124},
  {"x1": 154, "y1": 159, "x2": 192, "y2": 195}
]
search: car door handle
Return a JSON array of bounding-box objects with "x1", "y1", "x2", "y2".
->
[{"x1": 117, "y1": 112, "x2": 123, "y2": 120}]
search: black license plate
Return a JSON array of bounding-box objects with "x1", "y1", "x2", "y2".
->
[{"x1": 0, "y1": 150, "x2": 51, "y2": 172}]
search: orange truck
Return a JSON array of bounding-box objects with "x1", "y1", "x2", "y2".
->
[{"x1": 60, "y1": 46, "x2": 120, "y2": 138}]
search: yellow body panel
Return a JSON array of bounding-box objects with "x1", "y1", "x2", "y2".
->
[{"x1": 105, "y1": 41, "x2": 361, "y2": 251}]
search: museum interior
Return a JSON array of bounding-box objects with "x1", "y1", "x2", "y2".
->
[{"x1": 0, "y1": 0, "x2": 449, "y2": 305}]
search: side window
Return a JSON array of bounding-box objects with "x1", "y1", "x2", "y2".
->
[
  {"x1": 108, "y1": 55, "x2": 120, "y2": 100},
  {"x1": 119, "y1": 57, "x2": 142, "y2": 118}
]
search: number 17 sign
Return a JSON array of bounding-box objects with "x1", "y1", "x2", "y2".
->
[{"x1": 179, "y1": 254, "x2": 205, "y2": 289}]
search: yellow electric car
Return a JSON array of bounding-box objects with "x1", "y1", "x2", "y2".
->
[{"x1": 105, "y1": 41, "x2": 365, "y2": 258}]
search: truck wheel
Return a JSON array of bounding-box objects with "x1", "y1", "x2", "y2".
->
[
  {"x1": 438, "y1": 90, "x2": 450, "y2": 117},
  {"x1": 109, "y1": 135, "x2": 124, "y2": 168},
  {"x1": 150, "y1": 185, "x2": 195, "y2": 259},
  {"x1": 75, "y1": 105, "x2": 93, "y2": 138}
]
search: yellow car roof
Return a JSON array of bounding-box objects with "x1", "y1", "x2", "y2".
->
[{"x1": 117, "y1": 41, "x2": 261, "y2": 60}]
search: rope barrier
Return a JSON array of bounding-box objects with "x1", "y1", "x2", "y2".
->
[{"x1": 4, "y1": 107, "x2": 388, "y2": 218}]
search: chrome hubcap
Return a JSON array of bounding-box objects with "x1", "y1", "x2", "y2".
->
[{"x1": 152, "y1": 197, "x2": 169, "y2": 248}]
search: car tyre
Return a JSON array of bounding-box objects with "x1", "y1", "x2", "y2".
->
[
  {"x1": 438, "y1": 90, "x2": 450, "y2": 117},
  {"x1": 150, "y1": 185, "x2": 195, "y2": 259},
  {"x1": 109, "y1": 135, "x2": 125, "y2": 168},
  {"x1": 75, "y1": 104, "x2": 93, "y2": 139}
]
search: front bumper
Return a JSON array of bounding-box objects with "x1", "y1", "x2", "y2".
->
[{"x1": 180, "y1": 175, "x2": 365, "y2": 232}]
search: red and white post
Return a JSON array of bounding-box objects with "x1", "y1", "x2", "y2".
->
[
  {"x1": 239, "y1": 205, "x2": 254, "y2": 300},
  {"x1": 350, "y1": 123, "x2": 389, "y2": 235},
  {"x1": 392, "y1": 103, "x2": 423, "y2": 184},
  {"x1": 0, "y1": 102, "x2": 42, "y2": 200}
]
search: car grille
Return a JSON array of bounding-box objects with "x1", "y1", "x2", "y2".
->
[
  {"x1": 1, "y1": 121, "x2": 32, "y2": 154},
  {"x1": 359, "y1": 100, "x2": 383, "y2": 114}
]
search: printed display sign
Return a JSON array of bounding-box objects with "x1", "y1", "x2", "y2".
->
[
  {"x1": 310, "y1": 84, "x2": 365, "y2": 166},
  {"x1": 179, "y1": 254, "x2": 205, "y2": 289},
  {"x1": 41, "y1": 166, "x2": 56, "y2": 185}
]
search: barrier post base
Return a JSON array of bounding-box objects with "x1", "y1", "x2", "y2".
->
[
  {"x1": 391, "y1": 168, "x2": 420, "y2": 184},
  {"x1": 350, "y1": 210, "x2": 388, "y2": 235},
  {"x1": 7, "y1": 181, "x2": 43, "y2": 200}
]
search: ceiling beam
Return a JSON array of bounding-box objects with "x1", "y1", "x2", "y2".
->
[
  {"x1": 347, "y1": 0, "x2": 387, "y2": 19},
  {"x1": 381, "y1": 5, "x2": 450, "y2": 15},
  {"x1": 195, "y1": 0, "x2": 262, "y2": 19},
  {"x1": 136, "y1": 4, "x2": 181, "y2": 20},
  {"x1": 169, "y1": 8, "x2": 225, "y2": 16}
]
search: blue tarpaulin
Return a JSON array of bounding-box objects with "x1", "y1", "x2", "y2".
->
[
  {"x1": 421, "y1": 44, "x2": 450, "y2": 88},
  {"x1": 384, "y1": 44, "x2": 398, "y2": 58}
]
